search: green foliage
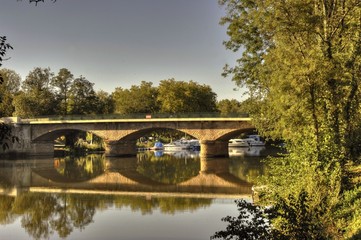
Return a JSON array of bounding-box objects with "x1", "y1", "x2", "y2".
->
[
  {"x1": 0, "y1": 36, "x2": 13, "y2": 70},
  {"x1": 212, "y1": 199, "x2": 271, "y2": 240},
  {"x1": 220, "y1": 0, "x2": 361, "y2": 165},
  {"x1": 10, "y1": 68, "x2": 103, "y2": 117},
  {"x1": 217, "y1": 98, "x2": 254, "y2": 117},
  {"x1": 112, "y1": 81, "x2": 158, "y2": 114},
  {"x1": 55, "y1": 155, "x2": 106, "y2": 181},
  {"x1": 0, "y1": 69, "x2": 20, "y2": 119},
  {"x1": 112, "y1": 79, "x2": 218, "y2": 115},
  {"x1": 217, "y1": 99, "x2": 241, "y2": 117},
  {"x1": 157, "y1": 78, "x2": 218, "y2": 113},
  {"x1": 0, "y1": 122, "x2": 18, "y2": 151},
  {"x1": 218, "y1": 0, "x2": 361, "y2": 238},
  {"x1": 271, "y1": 191, "x2": 330, "y2": 240},
  {"x1": 213, "y1": 191, "x2": 332, "y2": 240},
  {"x1": 0, "y1": 68, "x2": 20, "y2": 95},
  {"x1": 95, "y1": 90, "x2": 114, "y2": 114},
  {"x1": 68, "y1": 76, "x2": 98, "y2": 115},
  {"x1": 136, "y1": 151, "x2": 200, "y2": 184},
  {"x1": 51, "y1": 68, "x2": 74, "y2": 116},
  {"x1": 13, "y1": 67, "x2": 58, "y2": 117}
]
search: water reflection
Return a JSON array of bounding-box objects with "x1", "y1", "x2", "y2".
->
[
  {"x1": 137, "y1": 151, "x2": 200, "y2": 184},
  {"x1": 0, "y1": 192, "x2": 213, "y2": 239},
  {"x1": 228, "y1": 146, "x2": 266, "y2": 157},
  {"x1": 0, "y1": 149, "x2": 268, "y2": 239},
  {"x1": 54, "y1": 154, "x2": 106, "y2": 181}
]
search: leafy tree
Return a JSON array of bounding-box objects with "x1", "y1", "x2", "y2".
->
[
  {"x1": 218, "y1": 0, "x2": 361, "y2": 238},
  {"x1": 0, "y1": 69, "x2": 21, "y2": 117},
  {"x1": 112, "y1": 81, "x2": 158, "y2": 114},
  {"x1": 13, "y1": 67, "x2": 57, "y2": 117},
  {"x1": 212, "y1": 190, "x2": 330, "y2": 240},
  {"x1": 217, "y1": 99, "x2": 242, "y2": 116},
  {"x1": 95, "y1": 90, "x2": 114, "y2": 114},
  {"x1": 0, "y1": 68, "x2": 21, "y2": 94},
  {"x1": 212, "y1": 199, "x2": 271, "y2": 240},
  {"x1": 52, "y1": 68, "x2": 74, "y2": 116},
  {"x1": 0, "y1": 37, "x2": 13, "y2": 84},
  {"x1": 157, "y1": 78, "x2": 217, "y2": 113},
  {"x1": 68, "y1": 76, "x2": 98, "y2": 115},
  {"x1": 220, "y1": 0, "x2": 361, "y2": 165},
  {"x1": 0, "y1": 37, "x2": 14, "y2": 150}
]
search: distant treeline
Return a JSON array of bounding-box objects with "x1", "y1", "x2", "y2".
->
[{"x1": 0, "y1": 67, "x2": 252, "y2": 118}]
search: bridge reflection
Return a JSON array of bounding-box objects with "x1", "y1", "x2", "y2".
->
[
  {"x1": 0, "y1": 152, "x2": 253, "y2": 198},
  {"x1": 0, "y1": 150, "x2": 267, "y2": 240}
]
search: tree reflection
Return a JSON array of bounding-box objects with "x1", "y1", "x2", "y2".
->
[
  {"x1": 55, "y1": 154, "x2": 106, "y2": 181},
  {"x1": 158, "y1": 197, "x2": 211, "y2": 214},
  {"x1": 136, "y1": 151, "x2": 200, "y2": 184},
  {"x1": 0, "y1": 196, "x2": 16, "y2": 225},
  {"x1": 229, "y1": 156, "x2": 266, "y2": 183},
  {"x1": 14, "y1": 193, "x2": 58, "y2": 239},
  {"x1": 0, "y1": 191, "x2": 212, "y2": 239}
]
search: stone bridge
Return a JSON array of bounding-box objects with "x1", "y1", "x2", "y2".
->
[{"x1": 3, "y1": 116, "x2": 254, "y2": 157}]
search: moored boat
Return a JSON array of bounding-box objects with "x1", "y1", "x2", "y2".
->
[
  {"x1": 163, "y1": 139, "x2": 190, "y2": 151},
  {"x1": 228, "y1": 135, "x2": 265, "y2": 147},
  {"x1": 163, "y1": 139, "x2": 200, "y2": 151},
  {"x1": 150, "y1": 141, "x2": 164, "y2": 150}
]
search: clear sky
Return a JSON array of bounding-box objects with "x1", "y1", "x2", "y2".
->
[{"x1": 0, "y1": 0, "x2": 244, "y2": 101}]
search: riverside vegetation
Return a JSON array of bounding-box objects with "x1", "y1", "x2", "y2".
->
[{"x1": 212, "y1": 1, "x2": 361, "y2": 239}]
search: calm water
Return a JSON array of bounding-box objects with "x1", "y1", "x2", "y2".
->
[{"x1": 0, "y1": 147, "x2": 272, "y2": 240}]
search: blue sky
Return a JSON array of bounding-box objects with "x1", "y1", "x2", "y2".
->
[{"x1": 0, "y1": 0, "x2": 243, "y2": 100}]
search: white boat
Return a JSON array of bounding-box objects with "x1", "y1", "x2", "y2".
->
[
  {"x1": 163, "y1": 139, "x2": 191, "y2": 151},
  {"x1": 187, "y1": 139, "x2": 200, "y2": 150},
  {"x1": 228, "y1": 139, "x2": 250, "y2": 147},
  {"x1": 163, "y1": 139, "x2": 200, "y2": 151},
  {"x1": 228, "y1": 135, "x2": 265, "y2": 147}
]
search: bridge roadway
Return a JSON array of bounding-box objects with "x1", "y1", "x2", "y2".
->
[{"x1": 3, "y1": 116, "x2": 254, "y2": 157}]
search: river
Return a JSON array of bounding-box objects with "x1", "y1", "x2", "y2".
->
[{"x1": 0, "y1": 146, "x2": 274, "y2": 240}]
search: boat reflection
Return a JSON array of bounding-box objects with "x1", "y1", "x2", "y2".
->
[
  {"x1": 228, "y1": 146, "x2": 266, "y2": 157},
  {"x1": 152, "y1": 149, "x2": 200, "y2": 158}
]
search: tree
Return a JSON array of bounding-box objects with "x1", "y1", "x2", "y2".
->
[
  {"x1": 157, "y1": 78, "x2": 217, "y2": 114},
  {"x1": 0, "y1": 37, "x2": 13, "y2": 84},
  {"x1": 0, "y1": 33, "x2": 14, "y2": 151},
  {"x1": 0, "y1": 69, "x2": 21, "y2": 117},
  {"x1": 13, "y1": 67, "x2": 57, "y2": 117},
  {"x1": 220, "y1": 0, "x2": 361, "y2": 164},
  {"x1": 217, "y1": 99, "x2": 242, "y2": 117},
  {"x1": 218, "y1": 0, "x2": 361, "y2": 238},
  {"x1": 68, "y1": 76, "x2": 98, "y2": 115},
  {"x1": 52, "y1": 68, "x2": 74, "y2": 116},
  {"x1": 112, "y1": 81, "x2": 158, "y2": 115},
  {"x1": 95, "y1": 90, "x2": 114, "y2": 114},
  {"x1": 212, "y1": 191, "x2": 329, "y2": 240}
]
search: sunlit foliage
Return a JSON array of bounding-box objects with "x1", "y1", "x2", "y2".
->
[{"x1": 217, "y1": 0, "x2": 361, "y2": 238}]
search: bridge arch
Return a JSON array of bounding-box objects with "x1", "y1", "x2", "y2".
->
[{"x1": 32, "y1": 128, "x2": 103, "y2": 142}]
